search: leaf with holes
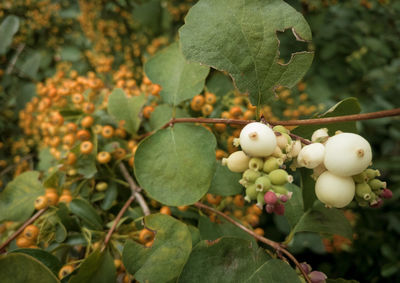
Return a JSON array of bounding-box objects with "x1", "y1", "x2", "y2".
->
[
  {"x1": 144, "y1": 42, "x2": 210, "y2": 106},
  {"x1": 134, "y1": 124, "x2": 216, "y2": 206},
  {"x1": 179, "y1": 0, "x2": 313, "y2": 107},
  {"x1": 122, "y1": 214, "x2": 192, "y2": 283}
]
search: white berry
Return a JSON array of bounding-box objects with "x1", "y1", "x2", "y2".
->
[
  {"x1": 315, "y1": 171, "x2": 355, "y2": 208},
  {"x1": 222, "y1": 151, "x2": 250, "y2": 173},
  {"x1": 239, "y1": 122, "x2": 276, "y2": 157},
  {"x1": 311, "y1": 128, "x2": 329, "y2": 143},
  {"x1": 324, "y1": 133, "x2": 372, "y2": 177},
  {"x1": 297, "y1": 143, "x2": 325, "y2": 169}
]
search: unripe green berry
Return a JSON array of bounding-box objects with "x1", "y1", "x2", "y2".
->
[
  {"x1": 245, "y1": 184, "x2": 258, "y2": 202},
  {"x1": 273, "y1": 125, "x2": 289, "y2": 134},
  {"x1": 255, "y1": 176, "x2": 271, "y2": 192},
  {"x1": 249, "y1": 157, "x2": 264, "y2": 171},
  {"x1": 352, "y1": 172, "x2": 368, "y2": 184},
  {"x1": 256, "y1": 192, "x2": 265, "y2": 208},
  {"x1": 242, "y1": 169, "x2": 261, "y2": 182},
  {"x1": 263, "y1": 157, "x2": 283, "y2": 173},
  {"x1": 271, "y1": 185, "x2": 289, "y2": 196},
  {"x1": 355, "y1": 183, "x2": 372, "y2": 200},
  {"x1": 365, "y1": 168, "x2": 381, "y2": 179},
  {"x1": 368, "y1": 179, "x2": 386, "y2": 191},
  {"x1": 269, "y1": 169, "x2": 292, "y2": 185},
  {"x1": 96, "y1": 182, "x2": 108, "y2": 191}
]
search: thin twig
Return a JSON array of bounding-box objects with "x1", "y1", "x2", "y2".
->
[
  {"x1": 118, "y1": 162, "x2": 150, "y2": 216},
  {"x1": 102, "y1": 195, "x2": 135, "y2": 251},
  {"x1": 6, "y1": 43, "x2": 25, "y2": 75},
  {"x1": 0, "y1": 154, "x2": 34, "y2": 177},
  {"x1": 0, "y1": 208, "x2": 48, "y2": 254},
  {"x1": 194, "y1": 202, "x2": 311, "y2": 283}
]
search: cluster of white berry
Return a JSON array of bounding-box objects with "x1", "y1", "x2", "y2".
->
[{"x1": 222, "y1": 122, "x2": 392, "y2": 214}]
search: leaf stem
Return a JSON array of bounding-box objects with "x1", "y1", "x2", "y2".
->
[
  {"x1": 194, "y1": 202, "x2": 311, "y2": 283},
  {"x1": 0, "y1": 208, "x2": 48, "y2": 254}
]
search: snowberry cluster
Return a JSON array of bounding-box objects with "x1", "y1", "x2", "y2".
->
[
  {"x1": 222, "y1": 122, "x2": 392, "y2": 214},
  {"x1": 222, "y1": 122, "x2": 297, "y2": 215}
]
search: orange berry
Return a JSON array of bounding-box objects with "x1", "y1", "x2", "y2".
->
[
  {"x1": 80, "y1": 141, "x2": 93, "y2": 155},
  {"x1": 190, "y1": 95, "x2": 205, "y2": 111},
  {"x1": 101, "y1": 125, "x2": 114, "y2": 139},
  {"x1": 65, "y1": 152, "x2": 77, "y2": 165},
  {"x1": 160, "y1": 206, "x2": 171, "y2": 215},
  {"x1": 215, "y1": 149, "x2": 228, "y2": 160},
  {"x1": 139, "y1": 228, "x2": 154, "y2": 244},
  {"x1": 81, "y1": 116, "x2": 94, "y2": 128},
  {"x1": 45, "y1": 191, "x2": 59, "y2": 206},
  {"x1": 243, "y1": 110, "x2": 255, "y2": 120},
  {"x1": 205, "y1": 92, "x2": 216, "y2": 104},
  {"x1": 254, "y1": 228, "x2": 264, "y2": 236},
  {"x1": 34, "y1": 195, "x2": 48, "y2": 210},
  {"x1": 297, "y1": 82, "x2": 307, "y2": 92},
  {"x1": 145, "y1": 239, "x2": 154, "y2": 247},
  {"x1": 113, "y1": 148, "x2": 126, "y2": 160},
  {"x1": 115, "y1": 128, "x2": 127, "y2": 138},
  {"x1": 76, "y1": 129, "x2": 91, "y2": 141},
  {"x1": 16, "y1": 236, "x2": 33, "y2": 248},
  {"x1": 97, "y1": 151, "x2": 111, "y2": 164},
  {"x1": 143, "y1": 106, "x2": 154, "y2": 119},
  {"x1": 206, "y1": 194, "x2": 222, "y2": 205},
  {"x1": 178, "y1": 205, "x2": 189, "y2": 211},
  {"x1": 151, "y1": 84, "x2": 161, "y2": 95},
  {"x1": 214, "y1": 123, "x2": 227, "y2": 133},
  {"x1": 233, "y1": 97, "x2": 243, "y2": 105},
  {"x1": 58, "y1": 265, "x2": 74, "y2": 279},
  {"x1": 201, "y1": 104, "x2": 213, "y2": 116},
  {"x1": 221, "y1": 111, "x2": 231, "y2": 119},
  {"x1": 233, "y1": 195, "x2": 245, "y2": 207},
  {"x1": 23, "y1": 225, "x2": 39, "y2": 240},
  {"x1": 229, "y1": 106, "x2": 242, "y2": 118},
  {"x1": 66, "y1": 122, "x2": 78, "y2": 133},
  {"x1": 82, "y1": 102, "x2": 95, "y2": 114},
  {"x1": 246, "y1": 214, "x2": 259, "y2": 227},
  {"x1": 63, "y1": 134, "x2": 76, "y2": 148},
  {"x1": 59, "y1": 194, "x2": 72, "y2": 203},
  {"x1": 72, "y1": 93, "x2": 84, "y2": 104}
]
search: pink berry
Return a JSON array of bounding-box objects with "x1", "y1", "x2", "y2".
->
[
  {"x1": 273, "y1": 203, "x2": 285, "y2": 215},
  {"x1": 264, "y1": 191, "x2": 278, "y2": 205},
  {"x1": 381, "y1": 188, "x2": 393, "y2": 199},
  {"x1": 299, "y1": 262, "x2": 311, "y2": 274},
  {"x1": 265, "y1": 204, "x2": 275, "y2": 214},
  {"x1": 309, "y1": 271, "x2": 327, "y2": 283},
  {"x1": 279, "y1": 194, "x2": 288, "y2": 203}
]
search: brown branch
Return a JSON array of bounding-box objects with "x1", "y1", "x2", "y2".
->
[
  {"x1": 118, "y1": 162, "x2": 150, "y2": 216},
  {"x1": 194, "y1": 202, "x2": 311, "y2": 283},
  {"x1": 6, "y1": 43, "x2": 25, "y2": 75},
  {"x1": 0, "y1": 208, "x2": 47, "y2": 254},
  {"x1": 102, "y1": 195, "x2": 135, "y2": 251}
]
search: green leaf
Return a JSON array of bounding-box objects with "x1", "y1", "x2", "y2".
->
[
  {"x1": 69, "y1": 250, "x2": 116, "y2": 283},
  {"x1": 20, "y1": 52, "x2": 42, "y2": 79},
  {"x1": 206, "y1": 71, "x2": 234, "y2": 97},
  {"x1": 247, "y1": 259, "x2": 301, "y2": 283},
  {"x1": 149, "y1": 104, "x2": 189, "y2": 131},
  {"x1": 187, "y1": 225, "x2": 201, "y2": 247},
  {"x1": 100, "y1": 182, "x2": 117, "y2": 210},
  {"x1": 69, "y1": 198, "x2": 103, "y2": 230},
  {"x1": 299, "y1": 168, "x2": 317, "y2": 211},
  {"x1": 70, "y1": 139, "x2": 98, "y2": 179},
  {"x1": 208, "y1": 162, "x2": 243, "y2": 196},
  {"x1": 16, "y1": 82, "x2": 36, "y2": 111},
  {"x1": 108, "y1": 88, "x2": 146, "y2": 134},
  {"x1": 198, "y1": 215, "x2": 256, "y2": 244},
  {"x1": 178, "y1": 237, "x2": 269, "y2": 283},
  {"x1": 135, "y1": 124, "x2": 216, "y2": 206},
  {"x1": 38, "y1": 148, "x2": 57, "y2": 172},
  {"x1": 10, "y1": 249, "x2": 62, "y2": 276},
  {"x1": 144, "y1": 42, "x2": 210, "y2": 106},
  {"x1": 60, "y1": 46, "x2": 82, "y2": 62},
  {"x1": 132, "y1": 0, "x2": 162, "y2": 33},
  {"x1": 0, "y1": 171, "x2": 44, "y2": 222},
  {"x1": 326, "y1": 279, "x2": 359, "y2": 283},
  {"x1": 293, "y1": 204, "x2": 353, "y2": 239},
  {"x1": 292, "y1": 98, "x2": 361, "y2": 138},
  {"x1": 0, "y1": 15, "x2": 20, "y2": 55},
  {"x1": 122, "y1": 214, "x2": 192, "y2": 283},
  {"x1": 284, "y1": 183, "x2": 304, "y2": 228},
  {"x1": 55, "y1": 222, "x2": 67, "y2": 243},
  {"x1": 179, "y1": 0, "x2": 313, "y2": 107},
  {"x1": 0, "y1": 253, "x2": 58, "y2": 283}
]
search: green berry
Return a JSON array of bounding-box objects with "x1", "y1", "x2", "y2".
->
[
  {"x1": 355, "y1": 183, "x2": 372, "y2": 200},
  {"x1": 245, "y1": 184, "x2": 258, "y2": 202},
  {"x1": 273, "y1": 125, "x2": 289, "y2": 134},
  {"x1": 365, "y1": 168, "x2": 380, "y2": 179},
  {"x1": 255, "y1": 176, "x2": 271, "y2": 192},
  {"x1": 256, "y1": 192, "x2": 265, "y2": 208},
  {"x1": 271, "y1": 185, "x2": 288, "y2": 196},
  {"x1": 368, "y1": 179, "x2": 386, "y2": 191},
  {"x1": 269, "y1": 169, "x2": 291, "y2": 185},
  {"x1": 352, "y1": 172, "x2": 368, "y2": 184},
  {"x1": 243, "y1": 169, "x2": 261, "y2": 182},
  {"x1": 263, "y1": 157, "x2": 283, "y2": 173},
  {"x1": 249, "y1": 157, "x2": 264, "y2": 171}
]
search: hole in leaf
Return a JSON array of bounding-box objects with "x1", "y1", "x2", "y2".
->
[{"x1": 277, "y1": 28, "x2": 309, "y2": 64}]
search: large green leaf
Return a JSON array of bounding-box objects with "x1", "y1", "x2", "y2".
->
[
  {"x1": 292, "y1": 98, "x2": 361, "y2": 138},
  {"x1": 300, "y1": 168, "x2": 316, "y2": 211},
  {"x1": 0, "y1": 253, "x2": 58, "y2": 283},
  {"x1": 144, "y1": 42, "x2": 210, "y2": 106},
  {"x1": 208, "y1": 162, "x2": 243, "y2": 196},
  {"x1": 179, "y1": 0, "x2": 313, "y2": 107},
  {"x1": 206, "y1": 71, "x2": 235, "y2": 97},
  {"x1": 69, "y1": 250, "x2": 116, "y2": 283},
  {"x1": 0, "y1": 171, "x2": 44, "y2": 222},
  {"x1": 284, "y1": 183, "x2": 304, "y2": 228},
  {"x1": 134, "y1": 124, "x2": 216, "y2": 206},
  {"x1": 293, "y1": 204, "x2": 353, "y2": 239},
  {"x1": 149, "y1": 104, "x2": 189, "y2": 131},
  {"x1": 0, "y1": 15, "x2": 20, "y2": 55},
  {"x1": 122, "y1": 214, "x2": 192, "y2": 283},
  {"x1": 69, "y1": 199, "x2": 103, "y2": 230},
  {"x1": 247, "y1": 259, "x2": 301, "y2": 283},
  {"x1": 10, "y1": 249, "x2": 62, "y2": 276},
  {"x1": 108, "y1": 88, "x2": 146, "y2": 134},
  {"x1": 20, "y1": 52, "x2": 42, "y2": 79},
  {"x1": 178, "y1": 237, "x2": 269, "y2": 283}
]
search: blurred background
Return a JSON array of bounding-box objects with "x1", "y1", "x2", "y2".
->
[{"x1": 0, "y1": 0, "x2": 399, "y2": 282}]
